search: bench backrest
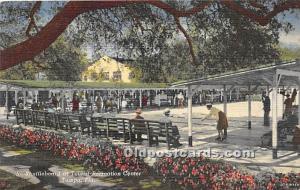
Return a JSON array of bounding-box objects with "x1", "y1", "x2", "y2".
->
[
  {"x1": 57, "y1": 113, "x2": 70, "y2": 130},
  {"x1": 15, "y1": 109, "x2": 25, "y2": 124},
  {"x1": 67, "y1": 114, "x2": 81, "y2": 128},
  {"x1": 44, "y1": 112, "x2": 57, "y2": 129},
  {"x1": 130, "y1": 119, "x2": 147, "y2": 134},
  {"x1": 23, "y1": 110, "x2": 33, "y2": 125},
  {"x1": 91, "y1": 117, "x2": 107, "y2": 130},
  {"x1": 116, "y1": 118, "x2": 130, "y2": 134},
  {"x1": 32, "y1": 110, "x2": 46, "y2": 127}
]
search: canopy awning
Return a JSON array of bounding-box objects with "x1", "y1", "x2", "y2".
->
[
  {"x1": 0, "y1": 80, "x2": 186, "y2": 91},
  {"x1": 172, "y1": 60, "x2": 300, "y2": 88}
]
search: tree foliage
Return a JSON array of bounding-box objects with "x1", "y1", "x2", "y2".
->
[
  {"x1": 0, "y1": 36, "x2": 87, "y2": 81},
  {"x1": 0, "y1": 1, "x2": 299, "y2": 82},
  {"x1": 0, "y1": 2, "x2": 87, "y2": 81},
  {"x1": 278, "y1": 46, "x2": 300, "y2": 60}
]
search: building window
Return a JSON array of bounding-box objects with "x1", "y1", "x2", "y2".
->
[
  {"x1": 128, "y1": 72, "x2": 135, "y2": 79},
  {"x1": 91, "y1": 72, "x2": 98, "y2": 81},
  {"x1": 103, "y1": 72, "x2": 109, "y2": 80},
  {"x1": 113, "y1": 71, "x2": 122, "y2": 81}
]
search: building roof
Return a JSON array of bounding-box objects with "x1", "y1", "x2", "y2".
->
[
  {"x1": 172, "y1": 60, "x2": 300, "y2": 88},
  {"x1": 0, "y1": 80, "x2": 179, "y2": 90}
]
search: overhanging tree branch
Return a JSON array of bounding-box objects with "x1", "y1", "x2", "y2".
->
[
  {"x1": 1, "y1": 0, "x2": 300, "y2": 70},
  {"x1": 174, "y1": 16, "x2": 197, "y2": 66},
  {"x1": 25, "y1": 1, "x2": 42, "y2": 37},
  {"x1": 221, "y1": 1, "x2": 300, "y2": 26}
]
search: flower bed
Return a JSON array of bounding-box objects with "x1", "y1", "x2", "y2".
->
[
  {"x1": 154, "y1": 157, "x2": 256, "y2": 189},
  {"x1": 0, "y1": 124, "x2": 299, "y2": 190},
  {"x1": 0, "y1": 124, "x2": 149, "y2": 174},
  {"x1": 154, "y1": 154, "x2": 300, "y2": 190}
]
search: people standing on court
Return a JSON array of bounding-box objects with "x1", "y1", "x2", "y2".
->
[
  {"x1": 51, "y1": 94, "x2": 59, "y2": 108},
  {"x1": 177, "y1": 92, "x2": 184, "y2": 109},
  {"x1": 282, "y1": 89, "x2": 297, "y2": 119},
  {"x1": 262, "y1": 92, "x2": 271, "y2": 126},
  {"x1": 142, "y1": 95, "x2": 148, "y2": 108},
  {"x1": 72, "y1": 95, "x2": 80, "y2": 113},
  {"x1": 31, "y1": 99, "x2": 39, "y2": 110},
  {"x1": 201, "y1": 103, "x2": 229, "y2": 141},
  {"x1": 95, "y1": 96, "x2": 103, "y2": 113},
  {"x1": 86, "y1": 93, "x2": 92, "y2": 111}
]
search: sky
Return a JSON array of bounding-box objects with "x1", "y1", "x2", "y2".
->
[{"x1": 278, "y1": 11, "x2": 300, "y2": 49}]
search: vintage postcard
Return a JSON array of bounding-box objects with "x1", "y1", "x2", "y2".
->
[{"x1": 0, "y1": 1, "x2": 299, "y2": 190}]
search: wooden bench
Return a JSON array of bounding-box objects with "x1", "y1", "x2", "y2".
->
[
  {"x1": 91, "y1": 116, "x2": 108, "y2": 138},
  {"x1": 79, "y1": 114, "x2": 92, "y2": 135},
  {"x1": 44, "y1": 112, "x2": 57, "y2": 130},
  {"x1": 32, "y1": 110, "x2": 46, "y2": 128},
  {"x1": 57, "y1": 113, "x2": 70, "y2": 131},
  {"x1": 56, "y1": 114, "x2": 81, "y2": 132},
  {"x1": 106, "y1": 118, "x2": 121, "y2": 139},
  {"x1": 149, "y1": 121, "x2": 174, "y2": 150},
  {"x1": 116, "y1": 118, "x2": 131, "y2": 143},
  {"x1": 67, "y1": 114, "x2": 81, "y2": 132},
  {"x1": 23, "y1": 110, "x2": 33, "y2": 126},
  {"x1": 91, "y1": 117, "x2": 131, "y2": 142},
  {"x1": 15, "y1": 109, "x2": 25, "y2": 124},
  {"x1": 130, "y1": 119, "x2": 149, "y2": 144},
  {"x1": 129, "y1": 119, "x2": 176, "y2": 149},
  {"x1": 14, "y1": 110, "x2": 179, "y2": 149}
]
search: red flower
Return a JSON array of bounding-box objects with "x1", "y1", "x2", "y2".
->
[
  {"x1": 173, "y1": 165, "x2": 179, "y2": 173},
  {"x1": 183, "y1": 164, "x2": 188, "y2": 172},
  {"x1": 199, "y1": 174, "x2": 206, "y2": 184},
  {"x1": 191, "y1": 168, "x2": 198, "y2": 176}
]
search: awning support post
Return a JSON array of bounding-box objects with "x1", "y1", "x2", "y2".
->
[
  {"x1": 117, "y1": 90, "x2": 120, "y2": 111},
  {"x1": 223, "y1": 85, "x2": 227, "y2": 114},
  {"x1": 5, "y1": 85, "x2": 9, "y2": 119},
  {"x1": 62, "y1": 93, "x2": 65, "y2": 113},
  {"x1": 35, "y1": 90, "x2": 38, "y2": 102},
  {"x1": 158, "y1": 91, "x2": 161, "y2": 107},
  {"x1": 188, "y1": 85, "x2": 193, "y2": 147},
  {"x1": 92, "y1": 90, "x2": 95, "y2": 111},
  {"x1": 266, "y1": 86, "x2": 270, "y2": 96},
  {"x1": 220, "y1": 90, "x2": 223, "y2": 102},
  {"x1": 199, "y1": 91, "x2": 202, "y2": 105},
  {"x1": 272, "y1": 73, "x2": 278, "y2": 159},
  {"x1": 14, "y1": 90, "x2": 18, "y2": 105},
  {"x1": 298, "y1": 76, "x2": 300, "y2": 126},
  {"x1": 282, "y1": 87, "x2": 285, "y2": 119},
  {"x1": 139, "y1": 89, "x2": 142, "y2": 108},
  {"x1": 23, "y1": 89, "x2": 26, "y2": 106},
  {"x1": 248, "y1": 85, "x2": 252, "y2": 129}
]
